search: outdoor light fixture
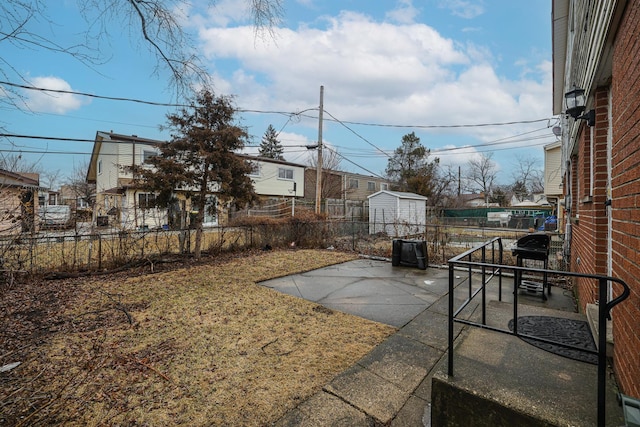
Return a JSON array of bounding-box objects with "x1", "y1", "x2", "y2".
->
[{"x1": 564, "y1": 87, "x2": 595, "y2": 126}]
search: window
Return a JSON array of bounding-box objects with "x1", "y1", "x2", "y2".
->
[
  {"x1": 142, "y1": 150, "x2": 157, "y2": 164},
  {"x1": 367, "y1": 181, "x2": 376, "y2": 191},
  {"x1": 97, "y1": 160, "x2": 102, "y2": 175},
  {"x1": 349, "y1": 178, "x2": 359, "y2": 189},
  {"x1": 381, "y1": 183, "x2": 389, "y2": 191},
  {"x1": 278, "y1": 168, "x2": 294, "y2": 180},
  {"x1": 203, "y1": 196, "x2": 217, "y2": 225},
  {"x1": 138, "y1": 193, "x2": 157, "y2": 209},
  {"x1": 248, "y1": 161, "x2": 261, "y2": 177}
]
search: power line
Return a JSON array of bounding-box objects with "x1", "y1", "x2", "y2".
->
[
  {"x1": 333, "y1": 117, "x2": 556, "y2": 129},
  {"x1": 322, "y1": 109, "x2": 391, "y2": 159},
  {"x1": 325, "y1": 146, "x2": 385, "y2": 179},
  {"x1": 1, "y1": 80, "x2": 559, "y2": 130}
]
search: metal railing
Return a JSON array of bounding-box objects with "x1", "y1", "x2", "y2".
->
[{"x1": 447, "y1": 237, "x2": 630, "y2": 427}]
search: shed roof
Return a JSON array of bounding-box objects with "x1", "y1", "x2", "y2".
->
[{"x1": 367, "y1": 190, "x2": 427, "y2": 201}]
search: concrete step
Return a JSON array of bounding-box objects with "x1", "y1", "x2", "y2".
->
[
  {"x1": 431, "y1": 300, "x2": 624, "y2": 427},
  {"x1": 586, "y1": 302, "x2": 614, "y2": 358}
]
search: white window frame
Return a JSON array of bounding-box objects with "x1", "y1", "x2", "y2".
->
[{"x1": 278, "y1": 167, "x2": 294, "y2": 180}]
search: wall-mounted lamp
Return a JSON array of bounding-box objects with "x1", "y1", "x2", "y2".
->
[{"x1": 564, "y1": 87, "x2": 595, "y2": 126}]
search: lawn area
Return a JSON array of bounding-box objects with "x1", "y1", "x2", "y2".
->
[{"x1": 0, "y1": 249, "x2": 396, "y2": 426}]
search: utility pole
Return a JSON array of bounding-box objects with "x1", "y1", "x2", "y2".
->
[{"x1": 315, "y1": 85, "x2": 324, "y2": 214}]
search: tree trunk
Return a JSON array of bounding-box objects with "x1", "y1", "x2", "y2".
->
[{"x1": 193, "y1": 200, "x2": 206, "y2": 259}]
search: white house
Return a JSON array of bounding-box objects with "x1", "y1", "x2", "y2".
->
[
  {"x1": 87, "y1": 131, "x2": 306, "y2": 229},
  {"x1": 368, "y1": 190, "x2": 427, "y2": 237},
  {"x1": 239, "y1": 154, "x2": 305, "y2": 200}
]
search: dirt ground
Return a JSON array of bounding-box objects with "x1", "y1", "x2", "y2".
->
[{"x1": 0, "y1": 249, "x2": 396, "y2": 426}]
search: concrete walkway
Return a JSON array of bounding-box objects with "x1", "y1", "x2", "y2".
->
[{"x1": 261, "y1": 258, "x2": 620, "y2": 426}]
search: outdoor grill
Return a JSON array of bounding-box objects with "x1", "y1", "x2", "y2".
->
[{"x1": 511, "y1": 233, "x2": 551, "y2": 300}]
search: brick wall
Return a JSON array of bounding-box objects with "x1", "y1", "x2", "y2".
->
[
  {"x1": 570, "y1": 88, "x2": 610, "y2": 309},
  {"x1": 610, "y1": 0, "x2": 640, "y2": 398}
]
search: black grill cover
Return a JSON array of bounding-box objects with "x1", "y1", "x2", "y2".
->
[{"x1": 512, "y1": 234, "x2": 550, "y2": 260}]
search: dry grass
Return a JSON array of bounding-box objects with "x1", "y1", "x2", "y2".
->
[{"x1": 1, "y1": 249, "x2": 396, "y2": 426}]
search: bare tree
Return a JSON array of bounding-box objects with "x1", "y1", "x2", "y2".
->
[
  {"x1": 1, "y1": 0, "x2": 283, "y2": 106},
  {"x1": 464, "y1": 152, "x2": 498, "y2": 203},
  {"x1": 307, "y1": 145, "x2": 344, "y2": 200},
  {"x1": 511, "y1": 154, "x2": 544, "y2": 195},
  {"x1": 430, "y1": 164, "x2": 459, "y2": 208},
  {"x1": 40, "y1": 169, "x2": 61, "y2": 191},
  {"x1": 65, "y1": 161, "x2": 96, "y2": 209},
  {"x1": 0, "y1": 153, "x2": 42, "y2": 174}
]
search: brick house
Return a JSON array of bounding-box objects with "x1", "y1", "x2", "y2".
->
[{"x1": 553, "y1": 0, "x2": 639, "y2": 398}]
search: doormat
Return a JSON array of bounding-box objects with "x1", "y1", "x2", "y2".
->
[{"x1": 508, "y1": 316, "x2": 598, "y2": 365}]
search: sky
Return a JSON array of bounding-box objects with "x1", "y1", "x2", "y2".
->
[{"x1": 0, "y1": 0, "x2": 558, "y2": 188}]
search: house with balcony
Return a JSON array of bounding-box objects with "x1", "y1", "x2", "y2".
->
[
  {"x1": 86, "y1": 131, "x2": 305, "y2": 229},
  {"x1": 553, "y1": 0, "x2": 639, "y2": 400}
]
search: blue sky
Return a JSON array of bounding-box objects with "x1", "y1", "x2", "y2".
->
[{"x1": 0, "y1": 0, "x2": 557, "y2": 188}]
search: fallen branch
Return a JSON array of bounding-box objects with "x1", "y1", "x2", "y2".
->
[
  {"x1": 134, "y1": 358, "x2": 171, "y2": 382},
  {"x1": 260, "y1": 338, "x2": 293, "y2": 356},
  {"x1": 261, "y1": 338, "x2": 278, "y2": 353}
]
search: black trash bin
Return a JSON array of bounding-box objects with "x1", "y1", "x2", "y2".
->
[{"x1": 392, "y1": 239, "x2": 428, "y2": 270}]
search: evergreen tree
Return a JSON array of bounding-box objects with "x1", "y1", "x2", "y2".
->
[
  {"x1": 385, "y1": 132, "x2": 439, "y2": 197},
  {"x1": 258, "y1": 124, "x2": 285, "y2": 160},
  {"x1": 132, "y1": 89, "x2": 258, "y2": 259}
]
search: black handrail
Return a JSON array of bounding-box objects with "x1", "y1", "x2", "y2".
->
[{"x1": 447, "y1": 237, "x2": 630, "y2": 427}]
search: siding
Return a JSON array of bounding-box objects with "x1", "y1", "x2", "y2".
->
[
  {"x1": 369, "y1": 191, "x2": 426, "y2": 237},
  {"x1": 251, "y1": 161, "x2": 304, "y2": 197},
  {"x1": 544, "y1": 142, "x2": 563, "y2": 196}
]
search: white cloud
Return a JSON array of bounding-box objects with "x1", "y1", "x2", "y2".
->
[
  {"x1": 386, "y1": 0, "x2": 420, "y2": 24},
  {"x1": 23, "y1": 76, "x2": 89, "y2": 114},
  {"x1": 197, "y1": 6, "x2": 552, "y2": 175},
  {"x1": 439, "y1": 0, "x2": 485, "y2": 19},
  {"x1": 199, "y1": 12, "x2": 470, "y2": 118}
]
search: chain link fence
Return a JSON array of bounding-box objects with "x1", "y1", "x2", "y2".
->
[{"x1": 0, "y1": 220, "x2": 561, "y2": 280}]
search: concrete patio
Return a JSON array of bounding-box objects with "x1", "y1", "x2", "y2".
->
[{"x1": 261, "y1": 258, "x2": 625, "y2": 426}]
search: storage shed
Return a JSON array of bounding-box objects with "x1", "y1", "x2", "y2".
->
[{"x1": 368, "y1": 190, "x2": 427, "y2": 237}]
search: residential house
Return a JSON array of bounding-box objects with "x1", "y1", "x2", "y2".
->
[
  {"x1": 59, "y1": 184, "x2": 94, "y2": 222},
  {"x1": 239, "y1": 154, "x2": 305, "y2": 201},
  {"x1": 304, "y1": 168, "x2": 390, "y2": 202},
  {"x1": 463, "y1": 193, "x2": 487, "y2": 207},
  {"x1": 0, "y1": 169, "x2": 39, "y2": 234},
  {"x1": 543, "y1": 141, "x2": 564, "y2": 229},
  {"x1": 553, "y1": 0, "x2": 639, "y2": 397},
  {"x1": 343, "y1": 172, "x2": 390, "y2": 200},
  {"x1": 303, "y1": 168, "x2": 344, "y2": 201},
  {"x1": 87, "y1": 131, "x2": 305, "y2": 229},
  {"x1": 87, "y1": 131, "x2": 167, "y2": 229}
]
